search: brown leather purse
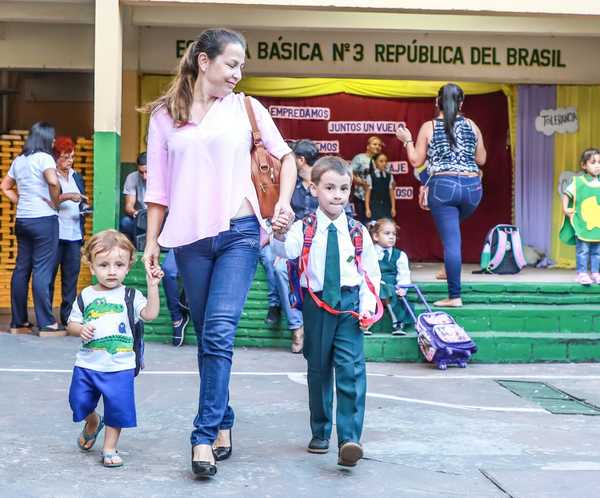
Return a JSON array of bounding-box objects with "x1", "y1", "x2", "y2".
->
[{"x1": 244, "y1": 96, "x2": 281, "y2": 219}]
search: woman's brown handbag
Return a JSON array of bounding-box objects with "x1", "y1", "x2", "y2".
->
[{"x1": 244, "y1": 96, "x2": 281, "y2": 219}]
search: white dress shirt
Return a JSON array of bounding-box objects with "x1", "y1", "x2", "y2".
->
[
  {"x1": 375, "y1": 245, "x2": 411, "y2": 286},
  {"x1": 271, "y1": 208, "x2": 381, "y2": 314}
]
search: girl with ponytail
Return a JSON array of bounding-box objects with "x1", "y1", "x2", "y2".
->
[
  {"x1": 396, "y1": 83, "x2": 487, "y2": 307},
  {"x1": 141, "y1": 28, "x2": 297, "y2": 478}
]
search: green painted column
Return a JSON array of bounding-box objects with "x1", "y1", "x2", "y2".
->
[{"x1": 92, "y1": 131, "x2": 121, "y2": 232}]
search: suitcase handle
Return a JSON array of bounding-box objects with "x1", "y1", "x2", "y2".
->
[{"x1": 397, "y1": 284, "x2": 432, "y2": 322}]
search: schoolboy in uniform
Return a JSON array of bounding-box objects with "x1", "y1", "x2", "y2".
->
[{"x1": 272, "y1": 156, "x2": 381, "y2": 467}]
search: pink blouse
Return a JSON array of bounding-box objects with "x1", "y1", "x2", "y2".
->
[{"x1": 145, "y1": 92, "x2": 291, "y2": 248}]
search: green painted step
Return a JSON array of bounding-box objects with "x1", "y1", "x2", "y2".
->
[
  {"x1": 237, "y1": 304, "x2": 600, "y2": 333},
  {"x1": 142, "y1": 331, "x2": 600, "y2": 364},
  {"x1": 125, "y1": 258, "x2": 600, "y2": 363}
]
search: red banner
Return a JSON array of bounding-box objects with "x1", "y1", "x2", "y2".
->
[{"x1": 256, "y1": 92, "x2": 512, "y2": 262}]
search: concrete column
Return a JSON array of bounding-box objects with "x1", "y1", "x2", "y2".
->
[{"x1": 93, "y1": 0, "x2": 122, "y2": 233}]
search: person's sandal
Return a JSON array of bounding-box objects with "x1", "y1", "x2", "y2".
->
[
  {"x1": 433, "y1": 298, "x2": 463, "y2": 308},
  {"x1": 435, "y1": 268, "x2": 447, "y2": 280},
  {"x1": 77, "y1": 414, "x2": 104, "y2": 451},
  {"x1": 101, "y1": 451, "x2": 123, "y2": 468}
]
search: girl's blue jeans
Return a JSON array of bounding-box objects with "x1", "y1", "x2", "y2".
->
[{"x1": 576, "y1": 239, "x2": 600, "y2": 274}]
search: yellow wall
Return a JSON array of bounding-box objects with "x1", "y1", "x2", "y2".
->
[{"x1": 551, "y1": 86, "x2": 600, "y2": 267}]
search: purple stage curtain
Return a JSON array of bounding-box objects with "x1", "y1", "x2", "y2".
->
[{"x1": 515, "y1": 85, "x2": 556, "y2": 255}]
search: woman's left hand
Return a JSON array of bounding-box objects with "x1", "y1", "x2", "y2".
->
[{"x1": 271, "y1": 201, "x2": 294, "y2": 233}]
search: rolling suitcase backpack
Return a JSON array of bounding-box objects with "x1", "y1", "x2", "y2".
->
[{"x1": 399, "y1": 285, "x2": 477, "y2": 370}]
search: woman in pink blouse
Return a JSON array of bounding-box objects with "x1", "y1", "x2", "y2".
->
[{"x1": 142, "y1": 29, "x2": 296, "y2": 478}]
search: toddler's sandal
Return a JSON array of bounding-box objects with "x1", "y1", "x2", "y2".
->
[
  {"x1": 77, "y1": 415, "x2": 104, "y2": 451},
  {"x1": 101, "y1": 451, "x2": 123, "y2": 468}
]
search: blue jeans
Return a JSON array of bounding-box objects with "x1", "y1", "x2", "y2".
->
[
  {"x1": 11, "y1": 216, "x2": 59, "y2": 328},
  {"x1": 273, "y1": 257, "x2": 303, "y2": 330},
  {"x1": 119, "y1": 215, "x2": 136, "y2": 242},
  {"x1": 259, "y1": 244, "x2": 280, "y2": 308},
  {"x1": 161, "y1": 249, "x2": 183, "y2": 322},
  {"x1": 174, "y1": 216, "x2": 260, "y2": 446},
  {"x1": 428, "y1": 175, "x2": 482, "y2": 298},
  {"x1": 50, "y1": 239, "x2": 82, "y2": 326},
  {"x1": 576, "y1": 239, "x2": 600, "y2": 274}
]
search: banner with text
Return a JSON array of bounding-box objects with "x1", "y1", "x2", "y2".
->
[{"x1": 254, "y1": 92, "x2": 512, "y2": 262}]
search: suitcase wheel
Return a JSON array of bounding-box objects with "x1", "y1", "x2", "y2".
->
[
  {"x1": 458, "y1": 361, "x2": 467, "y2": 368},
  {"x1": 437, "y1": 361, "x2": 447, "y2": 370}
]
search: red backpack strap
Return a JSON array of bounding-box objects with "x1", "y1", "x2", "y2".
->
[
  {"x1": 347, "y1": 218, "x2": 384, "y2": 328},
  {"x1": 301, "y1": 215, "x2": 383, "y2": 329},
  {"x1": 299, "y1": 213, "x2": 317, "y2": 274}
]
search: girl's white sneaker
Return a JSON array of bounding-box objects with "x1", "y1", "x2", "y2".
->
[{"x1": 576, "y1": 272, "x2": 593, "y2": 285}]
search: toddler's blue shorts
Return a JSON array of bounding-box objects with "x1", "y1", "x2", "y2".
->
[{"x1": 69, "y1": 366, "x2": 136, "y2": 428}]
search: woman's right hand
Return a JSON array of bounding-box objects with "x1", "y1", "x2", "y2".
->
[{"x1": 143, "y1": 239, "x2": 161, "y2": 276}]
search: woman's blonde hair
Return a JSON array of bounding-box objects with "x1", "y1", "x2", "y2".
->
[
  {"x1": 82, "y1": 229, "x2": 136, "y2": 266},
  {"x1": 140, "y1": 28, "x2": 246, "y2": 125}
]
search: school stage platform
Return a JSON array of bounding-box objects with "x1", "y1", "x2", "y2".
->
[{"x1": 122, "y1": 261, "x2": 600, "y2": 365}]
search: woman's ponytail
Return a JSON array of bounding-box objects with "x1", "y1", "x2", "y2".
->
[
  {"x1": 139, "y1": 28, "x2": 246, "y2": 125},
  {"x1": 437, "y1": 83, "x2": 464, "y2": 148}
]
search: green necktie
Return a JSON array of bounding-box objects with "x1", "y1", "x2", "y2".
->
[{"x1": 322, "y1": 223, "x2": 341, "y2": 308}]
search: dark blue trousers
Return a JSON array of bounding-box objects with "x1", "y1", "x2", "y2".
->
[
  {"x1": 50, "y1": 239, "x2": 82, "y2": 326},
  {"x1": 11, "y1": 216, "x2": 59, "y2": 328}
]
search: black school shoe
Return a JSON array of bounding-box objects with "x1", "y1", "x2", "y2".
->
[
  {"x1": 172, "y1": 311, "x2": 190, "y2": 347},
  {"x1": 338, "y1": 441, "x2": 363, "y2": 467},
  {"x1": 307, "y1": 437, "x2": 329, "y2": 454},
  {"x1": 264, "y1": 306, "x2": 281, "y2": 327},
  {"x1": 392, "y1": 322, "x2": 407, "y2": 336}
]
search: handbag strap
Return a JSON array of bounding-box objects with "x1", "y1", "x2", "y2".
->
[
  {"x1": 244, "y1": 96, "x2": 271, "y2": 171},
  {"x1": 244, "y1": 96, "x2": 263, "y2": 147}
]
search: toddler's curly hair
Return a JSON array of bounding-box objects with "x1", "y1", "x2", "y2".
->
[{"x1": 82, "y1": 229, "x2": 136, "y2": 266}]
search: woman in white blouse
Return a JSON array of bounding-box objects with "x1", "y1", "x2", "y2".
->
[
  {"x1": 0, "y1": 122, "x2": 61, "y2": 333},
  {"x1": 50, "y1": 136, "x2": 88, "y2": 327}
]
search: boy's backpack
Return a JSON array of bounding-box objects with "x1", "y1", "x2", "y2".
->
[
  {"x1": 477, "y1": 224, "x2": 527, "y2": 275},
  {"x1": 76, "y1": 287, "x2": 145, "y2": 376},
  {"x1": 286, "y1": 213, "x2": 383, "y2": 329},
  {"x1": 399, "y1": 284, "x2": 477, "y2": 370}
]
